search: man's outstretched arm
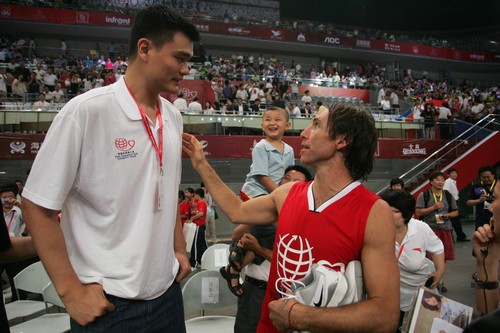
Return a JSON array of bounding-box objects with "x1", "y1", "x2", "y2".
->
[{"x1": 182, "y1": 132, "x2": 280, "y2": 225}]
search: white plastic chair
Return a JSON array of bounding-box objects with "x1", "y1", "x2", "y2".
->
[
  {"x1": 10, "y1": 282, "x2": 71, "y2": 333},
  {"x1": 185, "y1": 316, "x2": 236, "y2": 333},
  {"x1": 182, "y1": 270, "x2": 237, "y2": 332},
  {"x1": 5, "y1": 261, "x2": 52, "y2": 324},
  {"x1": 200, "y1": 243, "x2": 230, "y2": 271}
]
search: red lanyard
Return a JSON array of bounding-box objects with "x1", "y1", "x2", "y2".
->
[
  {"x1": 6, "y1": 210, "x2": 15, "y2": 231},
  {"x1": 125, "y1": 81, "x2": 163, "y2": 175}
]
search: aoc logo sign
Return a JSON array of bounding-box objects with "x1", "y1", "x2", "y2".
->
[{"x1": 324, "y1": 37, "x2": 340, "y2": 45}]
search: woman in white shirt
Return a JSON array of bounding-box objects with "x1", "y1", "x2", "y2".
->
[
  {"x1": 380, "y1": 190, "x2": 446, "y2": 333},
  {"x1": 203, "y1": 101, "x2": 215, "y2": 115}
]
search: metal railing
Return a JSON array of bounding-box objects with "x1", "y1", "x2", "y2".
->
[
  {"x1": 375, "y1": 114, "x2": 499, "y2": 195},
  {"x1": 0, "y1": 109, "x2": 425, "y2": 137}
]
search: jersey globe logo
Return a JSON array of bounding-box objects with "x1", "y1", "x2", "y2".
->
[
  {"x1": 114, "y1": 137, "x2": 138, "y2": 160},
  {"x1": 275, "y1": 233, "x2": 314, "y2": 293}
]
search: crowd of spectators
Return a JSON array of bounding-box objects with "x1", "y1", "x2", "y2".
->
[
  {"x1": 2, "y1": 0, "x2": 496, "y2": 52},
  {"x1": 1, "y1": 32, "x2": 498, "y2": 129}
]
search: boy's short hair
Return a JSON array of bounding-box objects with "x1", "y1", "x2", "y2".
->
[
  {"x1": 263, "y1": 106, "x2": 289, "y2": 122},
  {"x1": 194, "y1": 188, "x2": 205, "y2": 198},
  {"x1": 0, "y1": 185, "x2": 17, "y2": 196},
  {"x1": 390, "y1": 178, "x2": 404, "y2": 188}
]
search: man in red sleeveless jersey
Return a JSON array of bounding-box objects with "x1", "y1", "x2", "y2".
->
[{"x1": 183, "y1": 103, "x2": 399, "y2": 333}]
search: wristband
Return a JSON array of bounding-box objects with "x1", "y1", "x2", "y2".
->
[
  {"x1": 474, "y1": 280, "x2": 499, "y2": 290},
  {"x1": 288, "y1": 302, "x2": 299, "y2": 331}
]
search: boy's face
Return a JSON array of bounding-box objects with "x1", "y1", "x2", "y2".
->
[
  {"x1": 1, "y1": 191, "x2": 15, "y2": 208},
  {"x1": 261, "y1": 109, "x2": 290, "y2": 140}
]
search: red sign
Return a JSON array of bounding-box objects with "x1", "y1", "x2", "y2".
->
[
  {"x1": 161, "y1": 79, "x2": 215, "y2": 105},
  {"x1": 0, "y1": 134, "x2": 448, "y2": 160},
  {"x1": 1, "y1": 4, "x2": 497, "y2": 63}
]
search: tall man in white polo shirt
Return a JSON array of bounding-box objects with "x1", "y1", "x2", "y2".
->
[{"x1": 21, "y1": 6, "x2": 200, "y2": 332}]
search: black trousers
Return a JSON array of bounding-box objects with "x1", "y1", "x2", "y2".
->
[
  {"x1": 189, "y1": 225, "x2": 207, "y2": 267},
  {"x1": 451, "y1": 201, "x2": 467, "y2": 240}
]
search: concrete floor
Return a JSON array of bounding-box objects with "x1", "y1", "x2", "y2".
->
[{"x1": 4, "y1": 220, "x2": 494, "y2": 325}]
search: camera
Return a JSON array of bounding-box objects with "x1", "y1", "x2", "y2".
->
[{"x1": 486, "y1": 196, "x2": 494, "y2": 203}]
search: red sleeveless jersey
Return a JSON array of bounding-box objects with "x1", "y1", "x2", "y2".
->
[{"x1": 257, "y1": 181, "x2": 379, "y2": 332}]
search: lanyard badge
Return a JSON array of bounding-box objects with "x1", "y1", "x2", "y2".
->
[{"x1": 125, "y1": 80, "x2": 164, "y2": 210}]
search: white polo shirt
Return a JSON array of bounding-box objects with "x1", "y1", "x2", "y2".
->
[
  {"x1": 23, "y1": 77, "x2": 182, "y2": 300},
  {"x1": 396, "y1": 218, "x2": 444, "y2": 312}
]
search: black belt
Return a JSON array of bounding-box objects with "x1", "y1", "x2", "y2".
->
[{"x1": 245, "y1": 276, "x2": 267, "y2": 290}]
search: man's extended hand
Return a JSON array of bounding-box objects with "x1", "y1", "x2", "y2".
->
[
  {"x1": 182, "y1": 133, "x2": 206, "y2": 170},
  {"x1": 62, "y1": 283, "x2": 114, "y2": 326},
  {"x1": 472, "y1": 221, "x2": 500, "y2": 263},
  {"x1": 269, "y1": 299, "x2": 298, "y2": 332}
]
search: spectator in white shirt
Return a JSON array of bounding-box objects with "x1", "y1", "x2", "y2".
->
[
  {"x1": 288, "y1": 102, "x2": 301, "y2": 118},
  {"x1": 48, "y1": 84, "x2": 64, "y2": 104},
  {"x1": 173, "y1": 92, "x2": 188, "y2": 112},
  {"x1": 235, "y1": 84, "x2": 249, "y2": 102},
  {"x1": 301, "y1": 90, "x2": 312, "y2": 107},
  {"x1": 380, "y1": 95, "x2": 391, "y2": 112},
  {"x1": 32, "y1": 93, "x2": 52, "y2": 111},
  {"x1": 43, "y1": 69, "x2": 58, "y2": 91},
  {"x1": 188, "y1": 97, "x2": 203, "y2": 114},
  {"x1": 443, "y1": 168, "x2": 468, "y2": 242}
]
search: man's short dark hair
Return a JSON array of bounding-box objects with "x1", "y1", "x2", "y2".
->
[
  {"x1": 390, "y1": 178, "x2": 404, "y2": 188},
  {"x1": 194, "y1": 188, "x2": 205, "y2": 198},
  {"x1": 447, "y1": 168, "x2": 457, "y2": 175},
  {"x1": 185, "y1": 187, "x2": 194, "y2": 195},
  {"x1": 284, "y1": 165, "x2": 313, "y2": 182},
  {"x1": 326, "y1": 103, "x2": 377, "y2": 180},
  {"x1": 429, "y1": 171, "x2": 444, "y2": 182},
  {"x1": 478, "y1": 165, "x2": 495, "y2": 177},
  {"x1": 379, "y1": 189, "x2": 415, "y2": 224},
  {"x1": 128, "y1": 6, "x2": 200, "y2": 61}
]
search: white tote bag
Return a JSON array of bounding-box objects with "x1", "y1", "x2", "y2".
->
[{"x1": 183, "y1": 222, "x2": 197, "y2": 252}]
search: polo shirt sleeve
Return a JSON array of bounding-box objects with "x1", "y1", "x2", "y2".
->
[
  {"x1": 248, "y1": 141, "x2": 269, "y2": 177},
  {"x1": 22, "y1": 104, "x2": 83, "y2": 210}
]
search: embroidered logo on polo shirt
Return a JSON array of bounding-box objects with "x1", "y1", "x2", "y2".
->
[{"x1": 114, "y1": 138, "x2": 138, "y2": 160}]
